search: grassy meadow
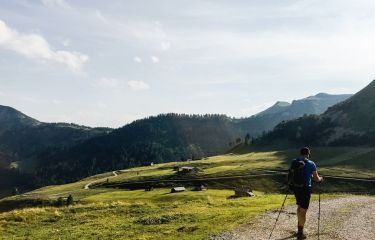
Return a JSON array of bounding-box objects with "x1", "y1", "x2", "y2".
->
[
  {"x1": 0, "y1": 189, "x2": 342, "y2": 240},
  {"x1": 0, "y1": 147, "x2": 374, "y2": 239}
]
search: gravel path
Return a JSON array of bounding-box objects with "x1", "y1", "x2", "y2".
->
[
  {"x1": 83, "y1": 171, "x2": 118, "y2": 189},
  {"x1": 211, "y1": 196, "x2": 375, "y2": 240}
]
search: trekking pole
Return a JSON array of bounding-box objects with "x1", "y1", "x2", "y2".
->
[
  {"x1": 318, "y1": 181, "x2": 322, "y2": 240},
  {"x1": 268, "y1": 192, "x2": 288, "y2": 240},
  {"x1": 318, "y1": 189, "x2": 321, "y2": 240}
]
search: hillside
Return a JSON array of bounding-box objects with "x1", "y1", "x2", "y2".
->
[
  {"x1": 324, "y1": 80, "x2": 375, "y2": 131},
  {"x1": 258, "y1": 80, "x2": 375, "y2": 146},
  {"x1": 0, "y1": 105, "x2": 112, "y2": 195},
  {"x1": 0, "y1": 105, "x2": 111, "y2": 167},
  {"x1": 0, "y1": 147, "x2": 374, "y2": 239},
  {"x1": 36, "y1": 114, "x2": 242, "y2": 184},
  {"x1": 0, "y1": 91, "x2": 351, "y2": 194},
  {"x1": 36, "y1": 91, "x2": 351, "y2": 185},
  {"x1": 237, "y1": 93, "x2": 351, "y2": 136}
]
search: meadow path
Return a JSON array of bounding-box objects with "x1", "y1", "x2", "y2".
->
[
  {"x1": 211, "y1": 196, "x2": 375, "y2": 240},
  {"x1": 83, "y1": 171, "x2": 118, "y2": 190}
]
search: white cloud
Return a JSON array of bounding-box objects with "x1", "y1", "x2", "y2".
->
[
  {"x1": 92, "y1": 77, "x2": 120, "y2": 88},
  {"x1": 95, "y1": 10, "x2": 107, "y2": 22},
  {"x1": 97, "y1": 102, "x2": 107, "y2": 109},
  {"x1": 151, "y1": 56, "x2": 159, "y2": 63},
  {"x1": 0, "y1": 20, "x2": 88, "y2": 72},
  {"x1": 128, "y1": 21, "x2": 171, "y2": 51},
  {"x1": 61, "y1": 38, "x2": 71, "y2": 47},
  {"x1": 91, "y1": 12, "x2": 171, "y2": 51},
  {"x1": 93, "y1": 78, "x2": 150, "y2": 91},
  {"x1": 127, "y1": 80, "x2": 150, "y2": 91},
  {"x1": 40, "y1": 0, "x2": 71, "y2": 9},
  {"x1": 52, "y1": 99, "x2": 62, "y2": 105},
  {"x1": 161, "y1": 41, "x2": 171, "y2": 51},
  {"x1": 134, "y1": 56, "x2": 142, "y2": 63},
  {"x1": 19, "y1": 96, "x2": 41, "y2": 103}
]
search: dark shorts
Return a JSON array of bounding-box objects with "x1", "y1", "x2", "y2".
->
[{"x1": 293, "y1": 187, "x2": 312, "y2": 209}]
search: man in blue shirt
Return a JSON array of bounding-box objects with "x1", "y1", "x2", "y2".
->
[{"x1": 293, "y1": 147, "x2": 323, "y2": 239}]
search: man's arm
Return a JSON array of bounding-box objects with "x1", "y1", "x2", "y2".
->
[{"x1": 312, "y1": 171, "x2": 323, "y2": 182}]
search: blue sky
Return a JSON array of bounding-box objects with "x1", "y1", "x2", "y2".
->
[{"x1": 0, "y1": 0, "x2": 374, "y2": 127}]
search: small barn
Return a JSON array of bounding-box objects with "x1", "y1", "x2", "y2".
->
[
  {"x1": 234, "y1": 187, "x2": 254, "y2": 197},
  {"x1": 171, "y1": 187, "x2": 186, "y2": 193},
  {"x1": 178, "y1": 166, "x2": 200, "y2": 174}
]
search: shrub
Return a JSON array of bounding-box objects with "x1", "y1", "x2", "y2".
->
[
  {"x1": 67, "y1": 195, "x2": 74, "y2": 206},
  {"x1": 136, "y1": 214, "x2": 188, "y2": 225}
]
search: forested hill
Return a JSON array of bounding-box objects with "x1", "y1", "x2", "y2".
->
[
  {"x1": 257, "y1": 80, "x2": 375, "y2": 147},
  {"x1": 0, "y1": 105, "x2": 111, "y2": 168},
  {"x1": 0, "y1": 105, "x2": 111, "y2": 196},
  {"x1": 236, "y1": 93, "x2": 352, "y2": 136},
  {"x1": 37, "y1": 93, "x2": 352, "y2": 185},
  {"x1": 0, "y1": 91, "x2": 351, "y2": 193},
  {"x1": 37, "y1": 114, "x2": 242, "y2": 183}
]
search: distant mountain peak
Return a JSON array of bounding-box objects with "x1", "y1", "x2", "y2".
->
[
  {"x1": 315, "y1": 92, "x2": 330, "y2": 97},
  {"x1": 255, "y1": 101, "x2": 290, "y2": 117},
  {"x1": 259, "y1": 80, "x2": 375, "y2": 147},
  {"x1": 255, "y1": 92, "x2": 352, "y2": 118},
  {"x1": 0, "y1": 105, "x2": 40, "y2": 126},
  {"x1": 274, "y1": 101, "x2": 291, "y2": 107}
]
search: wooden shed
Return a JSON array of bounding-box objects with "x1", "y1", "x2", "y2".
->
[{"x1": 178, "y1": 166, "x2": 200, "y2": 174}]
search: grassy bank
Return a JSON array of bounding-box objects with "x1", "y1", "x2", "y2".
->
[{"x1": 0, "y1": 189, "x2": 342, "y2": 240}]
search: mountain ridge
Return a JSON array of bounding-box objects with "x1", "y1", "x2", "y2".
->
[
  {"x1": 257, "y1": 80, "x2": 375, "y2": 147},
  {"x1": 237, "y1": 92, "x2": 352, "y2": 136},
  {"x1": 0, "y1": 91, "x2": 352, "y2": 195}
]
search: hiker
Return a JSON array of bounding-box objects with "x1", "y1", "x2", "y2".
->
[{"x1": 289, "y1": 147, "x2": 323, "y2": 239}]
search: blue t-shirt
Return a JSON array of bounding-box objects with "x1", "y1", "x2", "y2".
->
[{"x1": 296, "y1": 157, "x2": 317, "y2": 187}]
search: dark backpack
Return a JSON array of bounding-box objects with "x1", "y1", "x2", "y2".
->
[{"x1": 288, "y1": 159, "x2": 307, "y2": 188}]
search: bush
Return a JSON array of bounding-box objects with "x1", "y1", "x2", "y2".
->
[
  {"x1": 136, "y1": 214, "x2": 188, "y2": 225},
  {"x1": 67, "y1": 195, "x2": 74, "y2": 206}
]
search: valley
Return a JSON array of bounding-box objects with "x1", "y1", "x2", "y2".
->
[
  {"x1": 1, "y1": 81, "x2": 375, "y2": 239},
  {"x1": 1, "y1": 146, "x2": 374, "y2": 239}
]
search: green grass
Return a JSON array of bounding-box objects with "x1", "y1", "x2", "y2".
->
[
  {"x1": 0, "y1": 188, "x2": 343, "y2": 240},
  {"x1": 0, "y1": 147, "x2": 373, "y2": 239},
  {"x1": 9, "y1": 147, "x2": 374, "y2": 202},
  {"x1": 106, "y1": 151, "x2": 287, "y2": 185},
  {"x1": 93, "y1": 147, "x2": 375, "y2": 192}
]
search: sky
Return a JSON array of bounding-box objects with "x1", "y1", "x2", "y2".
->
[{"x1": 0, "y1": 0, "x2": 375, "y2": 128}]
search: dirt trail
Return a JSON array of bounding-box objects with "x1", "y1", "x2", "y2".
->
[
  {"x1": 211, "y1": 196, "x2": 375, "y2": 240},
  {"x1": 83, "y1": 171, "x2": 118, "y2": 190}
]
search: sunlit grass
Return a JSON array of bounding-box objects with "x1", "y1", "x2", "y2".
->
[
  {"x1": 10, "y1": 147, "x2": 374, "y2": 202},
  {"x1": 0, "y1": 188, "x2": 344, "y2": 240},
  {"x1": 1, "y1": 147, "x2": 370, "y2": 240}
]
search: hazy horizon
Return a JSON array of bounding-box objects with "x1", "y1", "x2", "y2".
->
[
  {"x1": 1, "y1": 0, "x2": 374, "y2": 127},
  {"x1": 0, "y1": 90, "x2": 354, "y2": 128}
]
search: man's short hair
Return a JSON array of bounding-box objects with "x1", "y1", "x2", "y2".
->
[{"x1": 300, "y1": 147, "x2": 310, "y2": 156}]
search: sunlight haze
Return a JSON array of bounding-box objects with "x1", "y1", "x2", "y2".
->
[{"x1": 1, "y1": 0, "x2": 374, "y2": 127}]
